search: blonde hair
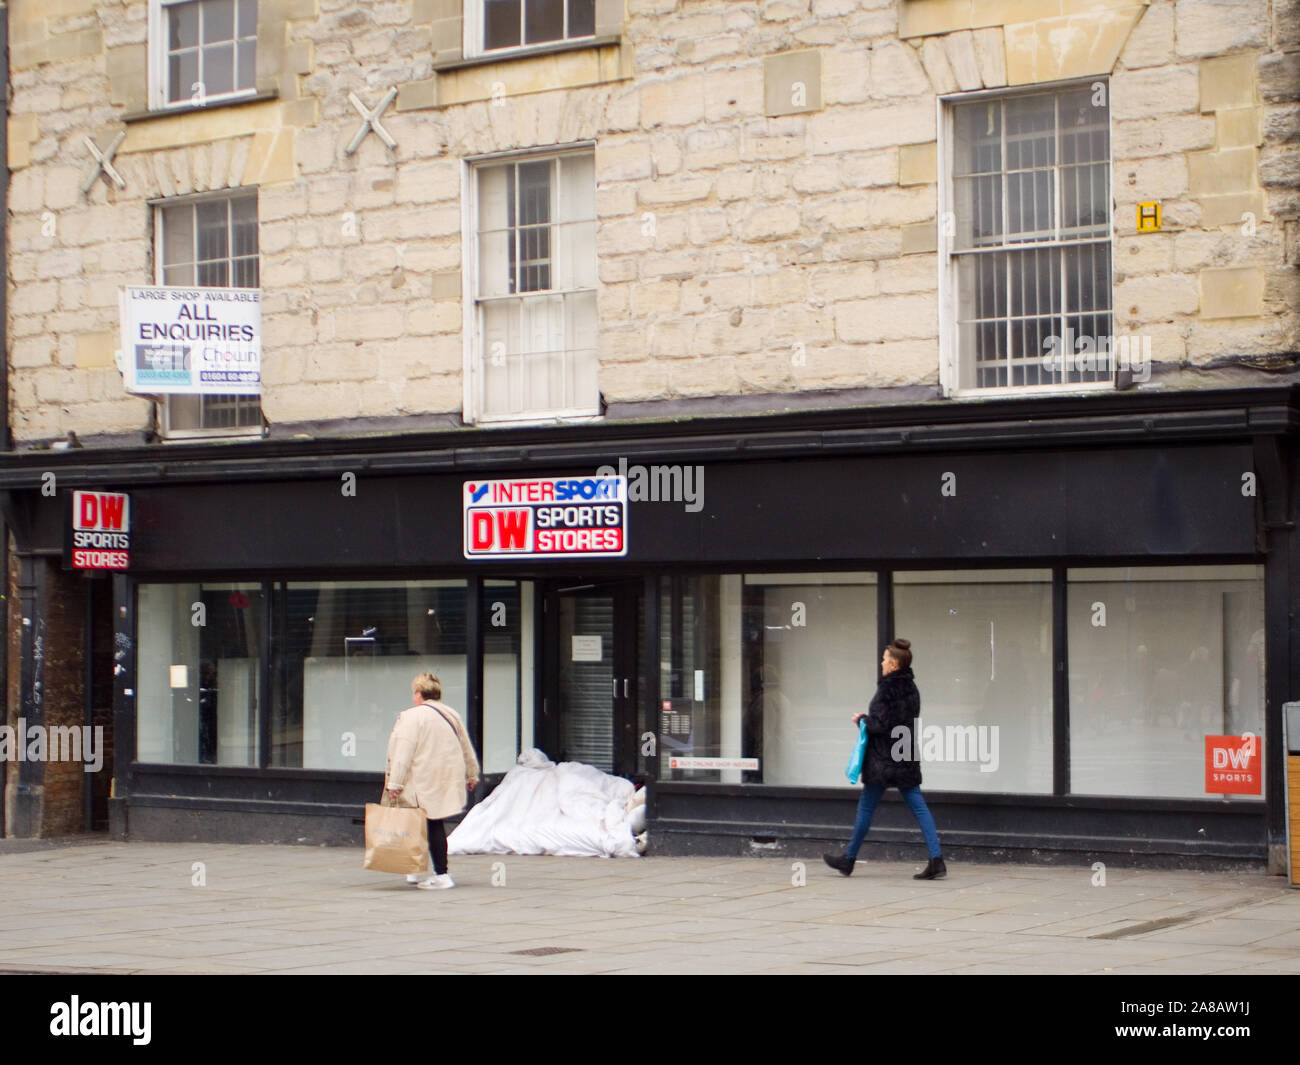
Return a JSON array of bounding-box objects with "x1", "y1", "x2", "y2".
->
[{"x1": 412, "y1": 673, "x2": 441, "y2": 700}]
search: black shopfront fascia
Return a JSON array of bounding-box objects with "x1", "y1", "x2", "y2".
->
[{"x1": 1, "y1": 387, "x2": 1296, "y2": 865}]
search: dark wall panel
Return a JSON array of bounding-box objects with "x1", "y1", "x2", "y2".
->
[{"x1": 120, "y1": 444, "x2": 1256, "y2": 573}]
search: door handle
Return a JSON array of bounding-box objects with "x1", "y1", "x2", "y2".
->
[
  {"x1": 623, "y1": 678, "x2": 629, "y2": 698},
  {"x1": 612, "y1": 678, "x2": 619, "y2": 699}
]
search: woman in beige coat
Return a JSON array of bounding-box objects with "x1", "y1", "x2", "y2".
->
[{"x1": 385, "y1": 673, "x2": 480, "y2": 890}]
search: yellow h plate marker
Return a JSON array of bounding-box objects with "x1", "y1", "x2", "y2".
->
[{"x1": 1136, "y1": 202, "x2": 1161, "y2": 232}]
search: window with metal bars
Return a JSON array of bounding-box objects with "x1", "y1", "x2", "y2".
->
[
  {"x1": 479, "y1": 0, "x2": 596, "y2": 53},
  {"x1": 947, "y1": 85, "x2": 1113, "y2": 392},
  {"x1": 472, "y1": 152, "x2": 598, "y2": 422},
  {"x1": 156, "y1": 192, "x2": 262, "y2": 434},
  {"x1": 153, "y1": 0, "x2": 258, "y2": 109}
]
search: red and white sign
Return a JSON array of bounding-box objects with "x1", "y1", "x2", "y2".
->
[
  {"x1": 69, "y1": 491, "x2": 130, "y2": 570},
  {"x1": 463, "y1": 476, "x2": 627, "y2": 559},
  {"x1": 668, "y1": 757, "x2": 760, "y2": 771},
  {"x1": 1204, "y1": 734, "x2": 1261, "y2": 795}
]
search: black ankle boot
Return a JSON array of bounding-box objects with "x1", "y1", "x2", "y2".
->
[
  {"x1": 822, "y1": 852, "x2": 854, "y2": 877},
  {"x1": 913, "y1": 856, "x2": 947, "y2": 880}
]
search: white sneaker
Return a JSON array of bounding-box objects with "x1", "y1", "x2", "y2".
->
[
  {"x1": 406, "y1": 873, "x2": 425, "y2": 885},
  {"x1": 417, "y1": 874, "x2": 455, "y2": 890}
]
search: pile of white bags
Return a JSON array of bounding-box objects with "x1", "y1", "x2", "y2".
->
[{"x1": 448, "y1": 748, "x2": 644, "y2": 858}]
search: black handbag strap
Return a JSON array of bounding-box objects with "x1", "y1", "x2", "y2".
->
[{"x1": 423, "y1": 701, "x2": 458, "y2": 735}]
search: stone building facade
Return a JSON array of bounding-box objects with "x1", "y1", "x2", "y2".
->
[
  {"x1": 2, "y1": 1, "x2": 1299, "y2": 867},
  {"x1": 5, "y1": 0, "x2": 1297, "y2": 442}
]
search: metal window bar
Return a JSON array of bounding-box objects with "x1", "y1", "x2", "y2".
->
[
  {"x1": 1050, "y1": 93, "x2": 1063, "y2": 389},
  {"x1": 956, "y1": 89, "x2": 1110, "y2": 390},
  {"x1": 505, "y1": 163, "x2": 516, "y2": 293},
  {"x1": 1000, "y1": 99, "x2": 1010, "y2": 388},
  {"x1": 161, "y1": 195, "x2": 260, "y2": 429},
  {"x1": 519, "y1": 160, "x2": 552, "y2": 292},
  {"x1": 202, "y1": 195, "x2": 259, "y2": 426},
  {"x1": 1057, "y1": 93, "x2": 1071, "y2": 388}
]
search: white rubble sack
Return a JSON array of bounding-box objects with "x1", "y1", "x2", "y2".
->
[
  {"x1": 626, "y1": 786, "x2": 647, "y2": 834},
  {"x1": 448, "y1": 748, "x2": 641, "y2": 858}
]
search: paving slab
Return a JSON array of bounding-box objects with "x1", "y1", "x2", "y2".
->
[{"x1": 0, "y1": 841, "x2": 1296, "y2": 975}]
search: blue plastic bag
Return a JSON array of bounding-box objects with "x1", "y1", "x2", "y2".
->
[{"x1": 845, "y1": 719, "x2": 867, "y2": 784}]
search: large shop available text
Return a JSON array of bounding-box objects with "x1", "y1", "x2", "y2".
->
[{"x1": 120, "y1": 285, "x2": 261, "y2": 395}]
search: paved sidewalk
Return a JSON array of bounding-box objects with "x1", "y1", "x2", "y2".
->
[{"x1": 0, "y1": 840, "x2": 1296, "y2": 974}]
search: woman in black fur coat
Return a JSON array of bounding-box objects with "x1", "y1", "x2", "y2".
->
[{"x1": 824, "y1": 637, "x2": 947, "y2": 880}]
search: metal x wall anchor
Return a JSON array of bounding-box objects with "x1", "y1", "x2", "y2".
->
[
  {"x1": 82, "y1": 131, "x2": 128, "y2": 194},
  {"x1": 346, "y1": 88, "x2": 399, "y2": 154}
]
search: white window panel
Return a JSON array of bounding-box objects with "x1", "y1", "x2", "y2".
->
[
  {"x1": 944, "y1": 84, "x2": 1114, "y2": 395},
  {"x1": 470, "y1": 150, "x2": 598, "y2": 422},
  {"x1": 155, "y1": 191, "x2": 262, "y2": 436},
  {"x1": 555, "y1": 154, "x2": 597, "y2": 291},
  {"x1": 150, "y1": 0, "x2": 258, "y2": 110},
  {"x1": 894, "y1": 573, "x2": 1054, "y2": 795}
]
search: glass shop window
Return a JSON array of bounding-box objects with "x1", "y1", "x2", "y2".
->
[
  {"x1": 482, "y1": 579, "x2": 536, "y2": 774},
  {"x1": 271, "y1": 581, "x2": 468, "y2": 771},
  {"x1": 658, "y1": 573, "x2": 879, "y2": 787},
  {"x1": 893, "y1": 569, "x2": 1054, "y2": 794},
  {"x1": 137, "y1": 581, "x2": 263, "y2": 766},
  {"x1": 1068, "y1": 565, "x2": 1265, "y2": 800}
]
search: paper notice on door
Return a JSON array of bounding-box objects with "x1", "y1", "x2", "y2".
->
[{"x1": 572, "y1": 635, "x2": 603, "y2": 662}]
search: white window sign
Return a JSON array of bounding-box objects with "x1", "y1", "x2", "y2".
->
[
  {"x1": 120, "y1": 285, "x2": 261, "y2": 395},
  {"x1": 572, "y1": 635, "x2": 603, "y2": 662}
]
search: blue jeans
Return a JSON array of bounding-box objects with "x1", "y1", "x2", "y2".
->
[{"x1": 845, "y1": 785, "x2": 942, "y2": 860}]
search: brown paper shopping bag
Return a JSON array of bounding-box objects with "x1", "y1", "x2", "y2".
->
[{"x1": 363, "y1": 794, "x2": 430, "y2": 874}]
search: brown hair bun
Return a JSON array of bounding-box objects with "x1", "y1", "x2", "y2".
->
[{"x1": 886, "y1": 638, "x2": 913, "y2": 669}]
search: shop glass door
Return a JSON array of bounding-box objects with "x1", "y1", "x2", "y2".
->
[{"x1": 552, "y1": 580, "x2": 640, "y2": 778}]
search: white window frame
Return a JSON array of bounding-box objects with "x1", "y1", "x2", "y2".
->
[
  {"x1": 464, "y1": 0, "x2": 598, "y2": 60},
  {"x1": 148, "y1": 0, "x2": 259, "y2": 112},
  {"x1": 939, "y1": 79, "x2": 1116, "y2": 399},
  {"x1": 152, "y1": 188, "x2": 263, "y2": 440},
  {"x1": 462, "y1": 144, "x2": 600, "y2": 426}
]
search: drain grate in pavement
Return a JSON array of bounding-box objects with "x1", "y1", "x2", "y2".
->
[{"x1": 510, "y1": 946, "x2": 583, "y2": 956}]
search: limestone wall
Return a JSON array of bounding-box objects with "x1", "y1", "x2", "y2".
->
[{"x1": 7, "y1": 0, "x2": 1298, "y2": 443}]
